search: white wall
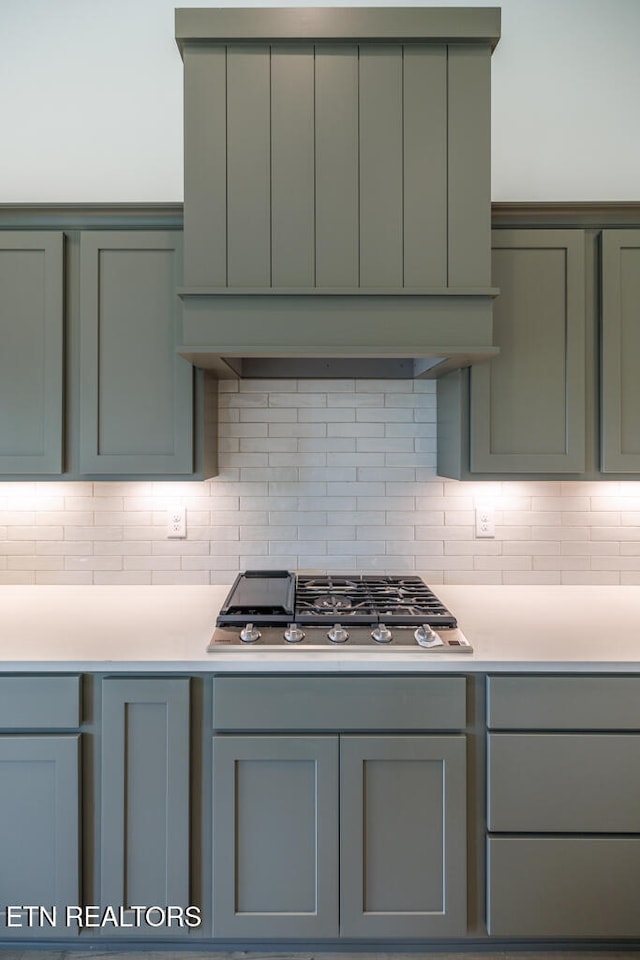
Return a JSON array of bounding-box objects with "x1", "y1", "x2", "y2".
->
[{"x1": 1, "y1": 0, "x2": 639, "y2": 202}]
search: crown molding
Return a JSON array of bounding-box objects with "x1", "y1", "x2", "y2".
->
[
  {"x1": 492, "y1": 201, "x2": 640, "y2": 228},
  {"x1": 0, "y1": 201, "x2": 639, "y2": 230},
  {"x1": 0, "y1": 203, "x2": 183, "y2": 229}
]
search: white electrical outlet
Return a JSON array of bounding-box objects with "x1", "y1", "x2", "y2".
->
[
  {"x1": 167, "y1": 505, "x2": 187, "y2": 539},
  {"x1": 475, "y1": 505, "x2": 495, "y2": 538}
]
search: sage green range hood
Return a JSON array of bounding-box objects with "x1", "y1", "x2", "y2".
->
[{"x1": 175, "y1": 7, "x2": 501, "y2": 379}]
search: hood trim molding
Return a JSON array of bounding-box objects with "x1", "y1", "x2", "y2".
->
[{"x1": 177, "y1": 289, "x2": 498, "y2": 379}]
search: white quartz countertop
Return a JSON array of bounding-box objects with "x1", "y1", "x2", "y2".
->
[{"x1": 1, "y1": 583, "x2": 640, "y2": 673}]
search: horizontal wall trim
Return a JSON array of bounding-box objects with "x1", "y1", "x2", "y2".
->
[
  {"x1": 1, "y1": 202, "x2": 639, "y2": 230},
  {"x1": 0, "y1": 204, "x2": 183, "y2": 229},
  {"x1": 492, "y1": 202, "x2": 640, "y2": 228}
]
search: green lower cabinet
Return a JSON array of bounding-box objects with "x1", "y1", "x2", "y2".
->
[
  {"x1": 212, "y1": 735, "x2": 340, "y2": 938},
  {"x1": 100, "y1": 678, "x2": 191, "y2": 935},
  {"x1": 212, "y1": 733, "x2": 467, "y2": 939},
  {"x1": 0, "y1": 735, "x2": 80, "y2": 937},
  {"x1": 340, "y1": 735, "x2": 467, "y2": 938},
  {"x1": 487, "y1": 836, "x2": 640, "y2": 937},
  {"x1": 486, "y1": 675, "x2": 640, "y2": 938}
]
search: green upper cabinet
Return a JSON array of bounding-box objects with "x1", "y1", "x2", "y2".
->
[
  {"x1": 601, "y1": 230, "x2": 640, "y2": 472},
  {"x1": 79, "y1": 231, "x2": 194, "y2": 476},
  {"x1": 0, "y1": 232, "x2": 63, "y2": 475},
  {"x1": 437, "y1": 229, "x2": 588, "y2": 478}
]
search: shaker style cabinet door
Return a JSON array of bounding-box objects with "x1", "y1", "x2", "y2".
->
[
  {"x1": 211, "y1": 735, "x2": 339, "y2": 938},
  {"x1": 601, "y1": 230, "x2": 640, "y2": 471},
  {"x1": 340, "y1": 735, "x2": 467, "y2": 938},
  {"x1": 0, "y1": 232, "x2": 63, "y2": 475},
  {"x1": 100, "y1": 678, "x2": 191, "y2": 933},
  {"x1": 79, "y1": 232, "x2": 193, "y2": 475},
  {"x1": 0, "y1": 736, "x2": 79, "y2": 936},
  {"x1": 469, "y1": 230, "x2": 586, "y2": 473}
]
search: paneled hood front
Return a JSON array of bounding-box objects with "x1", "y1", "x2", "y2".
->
[{"x1": 175, "y1": 7, "x2": 501, "y2": 380}]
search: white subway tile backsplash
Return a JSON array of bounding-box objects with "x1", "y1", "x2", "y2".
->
[
  {"x1": 621, "y1": 572, "x2": 640, "y2": 585},
  {"x1": 327, "y1": 480, "x2": 385, "y2": 497},
  {"x1": 298, "y1": 379, "x2": 355, "y2": 392},
  {"x1": 356, "y1": 407, "x2": 412, "y2": 422},
  {"x1": 2, "y1": 540, "x2": 36, "y2": 554},
  {"x1": 12, "y1": 526, "x2": 64, "y2": 540},
  {"x1": 269, "y1": 422, "x2": 327, "y2": 437},
  {"x1": 357, "y1": 525, "x2": 415, "y2": 540},
  {"x1": 93, "y1": 541, "x2": 150, "y2": 556},
  {"x1": 271, "y1": 392, "x2": 327, "y2": 408},
  {"x1": 620, "y1": 542, "x2": 640, "y2": 555},
  {"x1": 503, "y1": 571, "x2": 562, "y2": 585},
  {"x1": 503, "y1": 540, "x2": 561, "y2": 556},
  {"x1": 240, "y1": 407, "x2": 297, "y2": 422},
  {"x1": 0, "y1": 571, "x2": 36, "y2": 584},
  {"x1": 592, "y1": 526, "x2": 640, "y2": 541},
  {"x1": 8, "y1": 556, "x2": 64, "y2": 571},
  {"x1": 1, "y1": 378, "x2": 638, "y2": 584},
  {"x1": 240, "y1": 525, "x2": 297, "y2": 541},
  {"x1": 561, "y1": 570, "x2": 622, "y2": 585},
  {"x1": 327, "y1": 510, "x2": 385, "y2": 526},
  {"x1": 239, "y1": 467, "x2": 300, "y2": 482},
  {"x1": 358, "y1": 496, "x2": 416, "y2": 511},
  {"x1": 152, "y1": 540, "x2": 210, "y2": 555},
  {"x1": 95, "y1": 571, "x2": 152, "y2": 585},
  {"x1": 37, "y1": 541, "x2": 93, "y2": 555},
  {"x1": 327, "y1": 392, "x2": 380, "y2": 407},
  {"x1": 37, "y1": 571, "x2": 93, "y2": 585},
  {"x1": 153, "y1": 570, "x2": 211, "y2": 585},
  {"x1": 65, "y1": 557, "x2": 123, "y2": 571},
  {"x1": 299, "y1": 525, "x2": 356, "y2": 541}
]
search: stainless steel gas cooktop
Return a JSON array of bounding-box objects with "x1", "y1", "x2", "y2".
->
[{"x1": 208, "y1": 571, "x2": 472, "y2": 652}]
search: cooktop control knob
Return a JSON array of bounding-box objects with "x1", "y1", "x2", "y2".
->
[
  {"x1": 371, "y1": 623, "x2": 392, "y2": 643},
  {"x1": 240, "y1": 622, "x2": 261, "y2": 643},
  {"x1": 414, "y1": 624, "x2": 443, "y2": 648},
  {"x1": 284, "y1": 623, "x2": 305, "y2": 643},
  {"x1": 327, "y1": 623, "x2": 349, "y2": 643}
]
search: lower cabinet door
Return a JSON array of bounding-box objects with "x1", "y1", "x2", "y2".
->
[
  {"x1": 340, "y1": 735, "x2": 467, "y2": 938},
  {"x1": 0, "y1": 736, "x2": 79, "y2": 937},
  {"x1": 100, "y1": 678, "x2": 191, "y2": 935},
  {"x1": 212, "y1": 735, "x2": 339, "y2": 938},
  {"x1": 488, "y1": 836, "x2": 640, "y2": 937}
]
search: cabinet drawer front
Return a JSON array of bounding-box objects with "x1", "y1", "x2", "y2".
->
[
  {"x1": 488, "y1": 732, "x2": 640, "y2": 832},
  {"x1": 488, "y1": 836, "x2": 640, "y2": 937},
  {"x1": 212, "y1": 676, "x2": 466, "y2": 731},
  {"x1": 487, "y1": 675, "x2": 640, "y2": 729},
  {"x1": 0, "y1": 677, "x2": 80, "y2": 729}
]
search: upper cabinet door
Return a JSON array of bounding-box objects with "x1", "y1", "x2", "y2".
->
[
  {"x1": 601, "y1": 230, "x2": 640, "y2": 472},
  {"x1": 469, "y1": 229, "x2": 586, "y2": 473},
  {"x1": 0, "y1": 232, "x2": 63, "y2": 475},
  {"x1": 79, "y1": 231, "x2": 193, "y2": 476}
]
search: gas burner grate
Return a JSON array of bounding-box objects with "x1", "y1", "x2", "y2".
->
[{"x1": 295, "y1": 574, "x2": 457, "y2": 627}]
